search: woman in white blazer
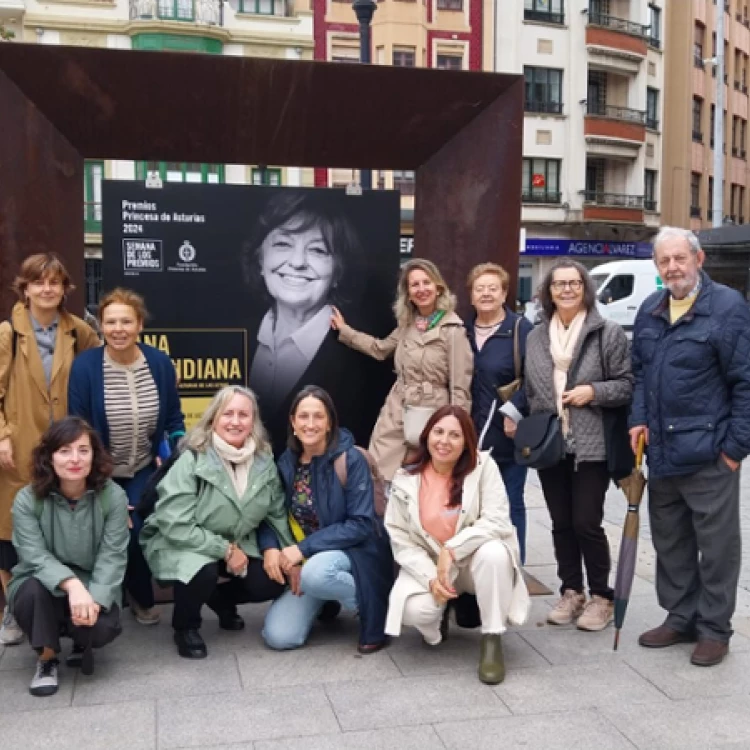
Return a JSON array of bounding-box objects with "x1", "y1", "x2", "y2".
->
[{"x1": 384, "y1": 405, "x2": 530, "y2": 685}]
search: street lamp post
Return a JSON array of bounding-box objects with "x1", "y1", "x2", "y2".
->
[{"x1": 353, "y1": 0, "x2": 376, "y2": 190}]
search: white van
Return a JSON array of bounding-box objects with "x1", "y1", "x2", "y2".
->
[{"x1": 589, "y1": 259, "x2": 662, "y2": 332}]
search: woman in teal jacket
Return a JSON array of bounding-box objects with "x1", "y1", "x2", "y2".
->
[
  {"x1": 9, "y1": 416, "x2": 129, "y2": 697},
  {"x1": 140, "y1": 386, "x2": 294, "y2": 659}
]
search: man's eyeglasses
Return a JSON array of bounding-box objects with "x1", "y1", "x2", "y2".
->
[{"x1": 550, "y1": 280, "x2": 583, "y2": 292}]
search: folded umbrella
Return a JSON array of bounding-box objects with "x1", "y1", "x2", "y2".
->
[{"x1": 612, "y1": 434, "x2": 646, "y2": 651}]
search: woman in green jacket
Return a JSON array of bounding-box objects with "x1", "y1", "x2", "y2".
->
[
  {"x1": 8, "y1": 416, "x2": 129, "y2": 697},
  {"x1": 140, "y1": 386, "x2": 294, "y2": 659}
]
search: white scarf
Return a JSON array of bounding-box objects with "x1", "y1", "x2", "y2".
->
[
  {"x1": 548, "y1": 311, "x2": 586, "y2": 436},
  {"x1": 211, "y1": 432, "x2": 256, "y2": 499}
]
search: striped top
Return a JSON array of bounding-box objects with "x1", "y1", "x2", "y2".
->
[{"x1": 103, "y1": 349, "x2": 159, "y2": 478}]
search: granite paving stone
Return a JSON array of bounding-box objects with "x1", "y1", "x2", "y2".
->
[{"x1": 254, "y1": 726, "x2": 445, "y2": 750}]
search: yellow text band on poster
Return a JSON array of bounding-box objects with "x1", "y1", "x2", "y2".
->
[{"x1": 139, "y1": 328, "x2": 248, "y2": 398}]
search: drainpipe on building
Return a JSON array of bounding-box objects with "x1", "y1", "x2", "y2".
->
[{"x1": 713, "y1": 3, "x2": 725, "y2": 229}]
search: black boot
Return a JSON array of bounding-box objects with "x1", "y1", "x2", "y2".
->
[
  {"x1": 217, "y1": 610, "x2": 245, "y2": 631},
  {"x1": 478, "y1": 634, "x2": 505, "y2": 685},
  {"x1": 174, "y1": 629, "x2": 208, "y2": 659}
]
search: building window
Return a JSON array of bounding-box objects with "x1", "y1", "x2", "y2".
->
[
  {"x1": 522, "y1": 158, "x2": 561, "y2": 203},
  {"x1": 393, "y1": 170, "x2": 415, "y2": 195},
  {"x1": 647, "y1": 4, "x2": 661, "y2": 48},
  {"x1": 84, "y1": 160, "x2": 103, "y2": 233},
  {"x1": 694, "y1": 23, "x2": 705, "y2": 67},
  {"x1": 437, "y1": 0, "x2": 463, "y2": 9},
  {"x1": 692, "y1": 97, "x2": 703, "y2": 142},
  {"x1": 690, "y1": 172, "x2": 701, "y2": 218},
  {"x1": 524, "y1": 66, "x2": 563, "y2": 114},
  {"x1": 239, "y1": 0, "x2": 285, "y2": 13},
  {"x1": 331, "y1": 40, "x2": 359, "y2": 63},
  {"x1": 646, "y1": 88, "x2": 659, "y2": 130},
  {"x1": 157, "y1": 0, "x2": 194, "y2": 20},
  {"x1": 644, "y1": 169, "x2": 657, "y2": 212},
  {"x1": 84, "y1": 258, "x2": 102, "y2": 308},
  {"x1": 251, "y1": 168, "x2": 282, "y2": 186},
  {"x1": 710, "y1": 104, "x2": 715, "y2": 148},
  {"x1": 742, "y1": 119, "x2": 748, "y2": 157},
  {"x1": 436, "y1": 54, "x2": 463, "y2": 70},
  {"x1": 393, "y1": 47, "x2": 416, "y2": 67},
  {"x1": 524, "y1": 0, "x2": 564, "y2": 24},
  {"x1": 136, "y1": 161, "x2": 225, "y2": 183}
]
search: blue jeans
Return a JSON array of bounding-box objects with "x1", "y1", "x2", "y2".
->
[
  {"x1": 498, "y1": 461, "x2": 528, "y2": 565},
  {"x1": 115, "y1": 464, "x2": 157, "y2": 609},
  {"x1": 262, "y1": 550, "x2": 357, "y2": 650}
]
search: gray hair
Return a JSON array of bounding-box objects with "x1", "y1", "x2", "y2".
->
[
  {"x1": 652, "y1": 227, "x2": 702, "y2": 259},
  {"x1": 182, "y1": 385, "x2": 271, "y2": 455}
]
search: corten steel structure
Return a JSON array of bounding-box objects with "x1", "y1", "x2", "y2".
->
[{"x1": 0, "y1": 43, "x2": 523, "y2": 317}]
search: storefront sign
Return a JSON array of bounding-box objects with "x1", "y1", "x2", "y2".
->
[{"x1": 523, "y1": 238, "x2": 652, "y2": 259}]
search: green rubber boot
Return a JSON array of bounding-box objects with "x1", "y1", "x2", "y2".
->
[{"x1": 478, "y1": 634, "x2": 505, "y2": 685}]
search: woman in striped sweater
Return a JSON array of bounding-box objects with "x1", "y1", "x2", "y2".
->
[{"x1": 68, "y1": 288, "x2": 185, "y2": 626}]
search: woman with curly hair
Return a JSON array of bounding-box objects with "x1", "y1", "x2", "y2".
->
[
  {"x1": 332, "y1": 259, "x2": 474, "y2": 482},
  {"x1": 7, "y1": 417, "x2": 129, "y2": 696}
]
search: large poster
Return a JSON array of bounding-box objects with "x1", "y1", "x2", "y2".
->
[{"x1": 102, "y1": 181, "x2": 400, "y2": 453}]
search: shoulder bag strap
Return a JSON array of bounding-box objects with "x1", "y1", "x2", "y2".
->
[
  {"x1": 512, "y1": 317, "x2": 521, "y2": 381},
  {"x1": 598, "y1": 327, "x2": 608, "y2": 380},
  {"x1": 449, "y1": 324, "x2": 456, "y2": 406}
]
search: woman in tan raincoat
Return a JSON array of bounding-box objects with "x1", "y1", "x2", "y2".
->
[
  {"x1": 0, "y1": 254, "x2": 100, "y2": 645},
  {"x1": 331, "y1": 259, "x2": 473, "y2": 481}
]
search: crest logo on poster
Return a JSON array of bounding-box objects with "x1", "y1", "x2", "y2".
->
[
  {"x1": 122, "y1": 239, "x2": 163, "y2": 274},
  {"x1": 179, "y1": 241, "x2": 196, "y2": 263}
]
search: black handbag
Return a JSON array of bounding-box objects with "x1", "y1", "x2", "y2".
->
[
  {"x1": 597, "y1": 329, "x2": 634, "y2": 482},
  {"x1": 513, "y1": 411, "x2": 564, "y2": 470}
]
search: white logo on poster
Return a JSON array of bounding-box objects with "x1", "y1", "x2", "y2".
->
[
  {"x1": 179, "y1": 241, "x2": 196, "y2": 263},
  {"x1": 122, "y1": 239, "x2": 163, "y2": 274},
  {"x1": 167, "y1": 239, "x2": 206, "y2": 274}
]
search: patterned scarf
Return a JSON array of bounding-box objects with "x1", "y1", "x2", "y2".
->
[{"x1": 548, "y1": 311, "x2": 586, "y2": 436}]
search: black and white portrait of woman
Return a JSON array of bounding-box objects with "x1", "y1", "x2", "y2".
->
[{"x1": 241, "y1": 190, "x2": 396, "y2": 453}]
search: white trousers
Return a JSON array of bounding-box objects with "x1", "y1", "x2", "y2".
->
[{"x1": 401, "y1": 539, "x2": 515, "y2": 644}]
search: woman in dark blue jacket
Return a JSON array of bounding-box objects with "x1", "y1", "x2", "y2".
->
[
  {"x1": 261, "y1": 385, "x2": 393, "y2": 654},
  {"x1": 466, "y1": 264, "x2": 533, "y2": 563},
  {"x1": 68, "y1": 288, "x2": 185, "y2": 626}
]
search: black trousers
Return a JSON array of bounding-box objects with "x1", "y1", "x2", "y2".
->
[
  {"x1": 172, "y1": 558, "x2": 285, "y2": 631},
  {"x1": 538, "y1": 455, "x2": 613, "y2": 600},
  {"x1": 13, "y1": 577, "x2": 122, "y2": 654}
]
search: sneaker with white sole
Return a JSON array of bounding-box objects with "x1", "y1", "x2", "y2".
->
[
  {"x1": 547, "y1": 589, "x2": 586, "y2": 626},
  {"x1": 576, "y1": 595, "x2": 614, "y2": 632},
  {"x1": 29, "y1": 659, "x2": 59, "y2": 697},
  {"x1": 0, "y1": 606, "x2": 24, "y2": 645}
]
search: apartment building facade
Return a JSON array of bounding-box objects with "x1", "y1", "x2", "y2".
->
[
  {"x1": 0, "y1": 0, "x2": 314, "y2": 303},
  {"x1": 498, "y1": 0, "x2": 664, "y2": 302},
  {"x1": 662, "y1": 0, "x2": 750, "y2": 233},
  {"x1": 313, "y1": 0, "x2": 489, "y2": 247}
]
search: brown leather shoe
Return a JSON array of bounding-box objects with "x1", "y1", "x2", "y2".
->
[
  {"x1": 638, "y1": 624, "x2": 696, "y2": 648},
  {"x1": 691, "y1": 639, "x2": 729, "y2": 667}
]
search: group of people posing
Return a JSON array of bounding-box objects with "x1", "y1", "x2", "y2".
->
[{"x1": 1, "y1": 223, "x2": 749, "y2": 699}]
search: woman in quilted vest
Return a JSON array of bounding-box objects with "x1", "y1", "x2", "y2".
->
[{"x1": 525, "y1": 259, "x2": 632, "y2": 633}]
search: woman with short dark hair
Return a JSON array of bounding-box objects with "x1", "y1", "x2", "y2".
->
[
  {"x1": 8, "y1": 417, "x2": 128, "y2": 696},
  {"x1": 261, "y1": 386, "x2": 394, "y2": 654},
  {"x1": 525, "y1": 259, "x2": 632, "y2": 632},
  {"x1": 384, "y1": 405, "x2": 529, "y2": 685}
]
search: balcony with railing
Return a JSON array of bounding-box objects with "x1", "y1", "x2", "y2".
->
[
  {"x1": 524, "y1": 8, "x2": 564, "y2": 25},
  {"x1": 586, "y1": 10, "x2": 648, "y2": 60},
  {"x1": 584, "y1": 102, "x2": 646, "y2": 151},
  {"x1": 129, "y1": 0, "x2": 222, "y2": 25},
  {"x1": 581, "y1": 191, "x2": 645, "y2": 223}
]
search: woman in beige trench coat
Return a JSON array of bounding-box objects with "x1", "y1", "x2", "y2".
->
[
  {"x1": 331, "y1": 259, "x2": 473, "y2": 481},
  {"x1": 0, "y1": 254, "x2": 99, "y2": 645}
]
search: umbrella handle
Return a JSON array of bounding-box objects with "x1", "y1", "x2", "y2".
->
[{"x1": 636, "y1": 433, "x2": 645, "y2": 469}]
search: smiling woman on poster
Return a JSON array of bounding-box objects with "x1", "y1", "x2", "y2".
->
[{"x1": 242, "y1": 191, "x2": 384, "y2": 452}]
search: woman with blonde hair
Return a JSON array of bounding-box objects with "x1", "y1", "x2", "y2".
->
[
  {"x1": 331, "y1": 259, "x2": 473, "y2": 481},
  {"x1": 140, "y1": 386, "x2": 294, "y2": 659},
  {"x1": 0, "y1": 253, "x2": 99, "y2": 646},
  {"x1": 68, "y1": 288, "x2": 185, "y2": 627}
]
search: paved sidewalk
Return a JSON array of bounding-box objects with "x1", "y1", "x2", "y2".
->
[{"x1": 2, "y1": 472, "x2": 750, "y2": 750}]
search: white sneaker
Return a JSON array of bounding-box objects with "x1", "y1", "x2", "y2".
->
[
  {"x1": 29, "y1": 659, "x2": 59, "y2": 697},
  {"x1": 547, "y1": 589, "x2": 586, "y2": 626},
  {"x1": 0, "y1": 606, "x2": 24, "y2": 645}
]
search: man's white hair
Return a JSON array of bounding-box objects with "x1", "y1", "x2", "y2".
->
[{"x1": 652, "y1": 226, "x2": 702, "y2": 257}]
